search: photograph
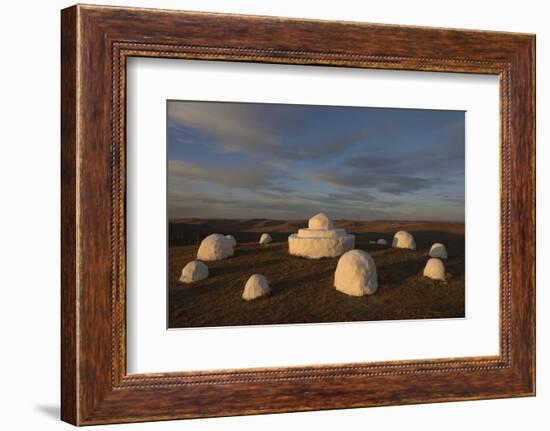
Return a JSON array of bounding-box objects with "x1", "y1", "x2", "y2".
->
[{"x1": 167, "y1": 100, "x2": 466, "y2": 328}]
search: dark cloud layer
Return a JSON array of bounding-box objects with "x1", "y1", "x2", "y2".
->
[
  {"x1": 167, "y1": 101, "x2": 465, "y2": 221},
  {"x1": 313, "y1": 171, "x2": 436, "y2": 195}
]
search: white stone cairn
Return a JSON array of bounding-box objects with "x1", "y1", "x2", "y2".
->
[
  {"x1": 392, "y1": 230, "x2": 416, "y2": 250},
  {"x1": 242, "y1": 274, "x2": 271, "y2": 300},
  {"x1": 423, "y1": 258, "x2": 446, "y2": 280},
  {"x1": 288, "y1": 213, "x2": 355, "y2": 259},
  {"x1": 196, "y1": 233, "x2": 234, "y2": 261},
  {"x1": 179, "y1": 260, "x2": 209, "y2": 283},
  {"x1": 334, "y1": 250, "x2": 378, "y2": 296},
  {"x1": 429, "y1": 242, "x2": 448, "y2": 259}
]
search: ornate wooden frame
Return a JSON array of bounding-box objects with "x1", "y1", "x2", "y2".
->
[{"x1": 61, "y1": 4, "x2": 535, "y2": 425}]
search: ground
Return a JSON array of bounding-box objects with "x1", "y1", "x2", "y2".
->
[{"x1": 168, "y1": 219, "x2": 465, "y2": 328}]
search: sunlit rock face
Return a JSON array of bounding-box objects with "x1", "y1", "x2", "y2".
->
[
  {"x1": 308, "y1": 212, "x2": 334, "y2": 230},
  {"x1": 392, "y1": 230, "x2": 416, "y2": 250},
  {"x1": 288, "y1": 213, "x2": 355, "y2": 259},
  {"x1": 429, "y1": 242, "x2": 448, "y2": 259},
  {"x1": 197, "y1": 233, "x2": 234, "y2": 261},
  {"x1": 179, "y1": 260, "x2": 209, "y2": 283},
  {"x1": 242, "y1": 274, "x2": 270, "y2": 300},
  {"x1": 334, "y1": 250, "x2": 378, "y2": 296},
  {"x1": 259, "y1": 233, "x2": 272, "y2": 244},
  {"x1": 423, "y1": 258, "x2": 446, "y2": 281}
]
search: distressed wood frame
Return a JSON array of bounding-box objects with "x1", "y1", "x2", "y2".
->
[{"x1": 61, "y1": 4, "x2": 536, "y2": 425}]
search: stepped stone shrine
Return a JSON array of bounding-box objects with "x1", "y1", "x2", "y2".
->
[{"x1": 288, "y1": 212, "x2": 355, "y2": 259}]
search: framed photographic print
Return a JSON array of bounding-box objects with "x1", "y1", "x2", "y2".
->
[
  {"x1": 61, "y1": 4, "x2": 535, "y2": 425},
  {"x1": 165, "y1": 100, "x2": 466, "y2": 329}
]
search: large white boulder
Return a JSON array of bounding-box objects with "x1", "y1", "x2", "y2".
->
[
  {"x1": 334, "y1": 250, "x2": 378, "y2": 296},
  {"x1": 308, "y1": 212, "x2": 333, "y2": 230},
  {"x1": 226, "y1": 235, "x2": 237, "y2": 247},
  {"x1": 423, "y1": 258, "x2": 446, "y2": 280},
  {"x1": 242, "y1": 274, "x2": 271, "y2": 300},
  {"x1": 259, "y1": 233, "x2": 272, "y2": 244},
  {"x1": 179, "y1": 260, "x2": 209, "y2": 283},
  {"x1": 197, "y1": 233, "x2": 234, "y2": 261},
  {"x1": 377, "y1": 238, "x2": 388, "y2": 245},
  {"x1": 392, "y1": 230, "x2": 416, "y2": 250},
  {"x1": 429, "y1": 242, "x2": 448, "y2": 259}
]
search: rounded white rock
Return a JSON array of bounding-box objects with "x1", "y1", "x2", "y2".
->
[
  {"x1": 179, "y1": 260, "x2": 209, "y2": 283},
  {"x1": 197, "y1": 233, "x2": 234, "y2": 261},
  {"x1": 334, "y1": 249, "x2": 378, "y2": 296},
  {"x1": 392, "y1": 230, "x2": 416, "y2": 250},
  {"x1": 377, "y1": 239, "x2": 388, "y2": 245},
  {"x1": 308, "y1": 212, "x2": 334, "y2": 230},
  {"x1": 242, "y1": 274, "x2": 270, "y2": 300},
  {"x1": 226, "y1": 235, "x2": 237, "y2": 247},
  {"x1": 429, "y1": 242, "x2": 448, "y2": 259},
  {"x1": 259, "y1": 233, "x2": 272, "y2": 244},
  {"x1": 423, "y1": 258, "x2": 446, "y2": 281}
]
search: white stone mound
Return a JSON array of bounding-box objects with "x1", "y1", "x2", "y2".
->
[
  {"x1": 288, "y1": 213, "x2": 355, "y2": 259},
  {"x1": 197, "y1": 233, "x2": 234, "y2": 261},
  {"x1": 334, "y1": 250, "x2": 378, "y2": 296},
  {"x1": 179, "y1": 260, "x2": 209, "y2": 283},
  {"x1": 429, "y1": 242, "x2": 448, "y2": 259},
  {"x1": 226, "y1": 235, "x2": 237, "y2": 247},
  {"x1": 308, "y1": 212, "x2": 334, "y2": 230},
  {"x1": 242, "y1": 274, "x2": 271, "y2": 300},
  {"x1": 377, "y1": 239, "x2": 388, "y2": 245},
  {"x1": 259, "y1": 233, "x2": 272, "y2": 244},
  {"x1": 423, "y1": 258, "x2": 446, "y2": 281},
  {"x1": 392, "y1": 230, "x2": 416, "y2": 250}
]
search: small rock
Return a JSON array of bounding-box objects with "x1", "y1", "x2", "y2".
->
[
  {"x1": 334, "y1": 249, "x2": 378, "y2": 296},
  {"x1": 197, "y1": 233, "x2": 234, "y2": 261},
  {"x1": 423, "y1": 258, "x2": 446, "y2": 281},
  {"x1": 259, "y1": 233, "x2": 272, "y2": 244},
  {"x1": 429, "y1": 242, "x2": 448, "y2": 259},
  {"x1": 242, "y1": 274, "x2": 270, "y2": 300},
  {"x1": 377, "y1": 238, "x2": 388, "y2": 245},
  {"x1": 179, "y1": 260, "x2": 209, "y2": 283},
  {"x1": 392, "y1": 230, "x2": 416, "y2": 250}
]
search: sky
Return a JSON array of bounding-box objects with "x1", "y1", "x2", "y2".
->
[{"x1": 167, "y1": 101, "x2": 465, "y2": 222}]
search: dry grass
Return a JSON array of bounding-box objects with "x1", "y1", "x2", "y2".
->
[{"x1": 168, "y1": 219, "x2": 465, "y2": 328}]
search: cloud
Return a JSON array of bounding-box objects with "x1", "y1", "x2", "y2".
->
[
  {"x1": 312, "y1": 128, "x2": 464, "y2": 196},
  {"x1": 167, "y1": 101, "x2": 465, "y2": 221},
  {"x1": 345, "y1": 143, "x2": 464, "y2": 176},
  {"x1": 167, "y1": 101, "x2": 368, "y2": 162},
  {"x1": 313, "y1": 171, "x2": 435, "y2": 195},
  {"x1": 168, "y1": 190, "x2": 395, "y2": 221},
  {"x1": 168, "y1": 102, "x2": 279, "y2": 154},
  {"x1": 168, "y1": 159, "x2": 292, "y2": 191}
]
